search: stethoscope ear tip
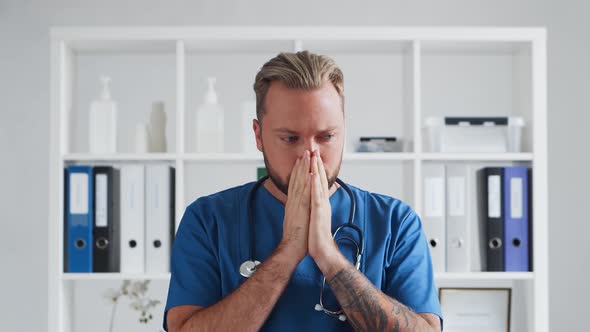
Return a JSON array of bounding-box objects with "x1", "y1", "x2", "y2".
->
[
  {"x1": 314, "y1": 304, "x2": 322, "y2": 311},
  {"x1": 338, "y1": 314, "x2": 347, "y2": 322}
]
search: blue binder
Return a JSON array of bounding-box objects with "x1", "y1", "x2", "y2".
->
[
  {"x1": 65, "y1": 165, "x2": 94, "y2": 272},
  {"x1": 503, "y1": 166, "x2": 530, "y2": 271}
]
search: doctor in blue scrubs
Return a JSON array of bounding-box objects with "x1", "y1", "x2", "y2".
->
[{"x1": 164, "y1": 50, "x2": 443, "y2": 332}]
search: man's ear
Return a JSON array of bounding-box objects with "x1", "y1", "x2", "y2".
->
[{"x1": 253, "y1": 119, "x2": 263, "y2": 152}]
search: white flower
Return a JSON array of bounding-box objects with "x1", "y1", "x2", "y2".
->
[
  {"x1": 103, "y1": 288, "x2": 121, "y2": 303},
  {"x1": 128, "y1": 280, "x2": 149, "y2": 297},
  {"x1": 106, "y1": 279, "x2": 162, "y2": 329},
  {"x1": 129, "y1": 299, "x2": 144, "y2": 311}
]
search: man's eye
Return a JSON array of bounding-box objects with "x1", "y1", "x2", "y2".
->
[
  {"x1": 322, "y1": 134, "x2": 335, "y2": 141},
  {"x1": 281, "y1": 136, "x2": 298, "y2": 143}
]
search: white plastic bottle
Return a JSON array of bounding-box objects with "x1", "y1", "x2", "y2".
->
[
  {"x1": 148, "y1": 101, "x2": 167, "y2": 152},
  {"x1": 89, "y1": 76, "x2": 117, "y2": 153},
  {"x1": 195, "y1": 77, "x2": 224, "y2": 153}
]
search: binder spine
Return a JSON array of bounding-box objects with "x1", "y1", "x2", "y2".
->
[
  {"x1": 483, "y1": 167, "x2": 505, "y2": 271},
  {"x1": 145, "y1": 165, "x2": 174, "y2": 273},
  {"x1": 445, "y1": 164, "x2": 470, "y2": 272},
  {"x1": 504, "y1": 166, "x2": 530, "y2": 272},
  {"x1": 120, "y1": 165, "x2": 145, "y2": 274},
  {"x1": 422, "y1": 164, "x2": 447, "y2": 273},
  {"x1": 66, "y1": 165, "x2": 94, "y2": 273},
  {"x1": 92, "y1": 166, "x2": 120, "y2": 272}
]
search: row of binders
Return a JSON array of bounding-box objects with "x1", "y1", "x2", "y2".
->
[
  {"x1": 64, "y1": 164, "x2": 175, "y2": 273},
  {"x1": 422, "y1": 165, "x2": 532, "y2": 272}
]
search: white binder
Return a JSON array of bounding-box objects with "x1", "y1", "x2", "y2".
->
[
  {"x1": 145, "y1": 165, "x2": 174, "y2": 273},
  {"x1": 120, "y1": 164, "x2": 145, "y2": 273},
  {"x1": 422, "y1": 164, "x2": 446, "y2": 273},
  {"x1": 445, "y1": 164, "x2": 470, "y2": 272}
]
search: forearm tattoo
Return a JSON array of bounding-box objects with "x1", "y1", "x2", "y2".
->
[{"x1": 328, "y1": 267, "x2": 424, "y2": 332}]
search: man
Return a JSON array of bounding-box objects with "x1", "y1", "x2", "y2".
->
[{"x1": 164, "y1": 51, "x2": 443, "y2": 331}]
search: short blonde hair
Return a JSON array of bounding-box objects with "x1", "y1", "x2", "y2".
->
[{"x1": 253, "y1": 50, "x2": 344, "y2": 121}]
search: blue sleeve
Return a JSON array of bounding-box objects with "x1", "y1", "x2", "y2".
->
[
  {"x1": 384, "y1": 209, "x2": 443, "y2": 329},
  {"x1": 163, "y1": 200, "x2": 221, "y2": 331}
]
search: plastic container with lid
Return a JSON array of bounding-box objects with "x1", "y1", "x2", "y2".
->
[
  {"x1": 356, "y1": 136, "x2": 402, "y2": 153},
  {"x1": 424, "y1": 116, "x2": 525, "y2": 153}
]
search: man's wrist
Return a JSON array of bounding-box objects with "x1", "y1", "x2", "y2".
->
[
  {"x1": 312, "y1": 243, "x2": 350, "y2": 279},
  {"x1": 275, "y1": 240, "x2": 306, "y2": 268}
]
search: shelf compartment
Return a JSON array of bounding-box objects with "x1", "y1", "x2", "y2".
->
[
  {"x1": 63, "y1": 41, "x2": 178, "y2": 154},
  {"x1": 184, "y1": 51, "x2": 279, "y2": 154},
  {"x1": 419, "y1": 160, "x2": 533, "y2": 273},
  {"x1": 305, "y1": 41, "x2": 417, "y2": 154},
  {"x1": 420, "y1": 40, "x2": 533, "y2": 154}
]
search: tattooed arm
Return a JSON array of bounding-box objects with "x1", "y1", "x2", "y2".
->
[
  {"x1": 315, "y1": 250, "x2": 441, "y2": 332},
  {"x1": 307, "y1": 152, "x2": 441, "y2": 331}
]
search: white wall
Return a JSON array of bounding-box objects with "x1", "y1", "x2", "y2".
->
[{"x1": 1, "y1": 0, "x2": 588, "y2": 331}]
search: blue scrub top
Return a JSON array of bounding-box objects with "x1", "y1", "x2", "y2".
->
[{"x1": 164, "y1": 181, "x2": 443, "y2": 331}]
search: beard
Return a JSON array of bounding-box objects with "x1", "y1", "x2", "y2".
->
[{"x1": 261, "y1": 143, "x2": 343, "y2": 196}]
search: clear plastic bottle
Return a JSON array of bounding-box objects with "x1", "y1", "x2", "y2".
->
[
  {"x1": 89, "y1": 76, "x2": 117, "y2": 153},
  {"x1": 195, "y1": 77, "x2": 224, "y2": 153}
]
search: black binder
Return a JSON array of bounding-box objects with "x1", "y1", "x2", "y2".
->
[
  {"x1": 481, "y1": 167, "x2": 505, "y2": 271},
  {"x1": 92, "y1": 166, "x2": 120, "y2": 272}
]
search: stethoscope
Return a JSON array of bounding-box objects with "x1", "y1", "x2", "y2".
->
[{"x1": 240, "y1": 175, "x2": 364, "y2": 322}]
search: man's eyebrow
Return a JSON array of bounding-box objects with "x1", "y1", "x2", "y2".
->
[
  {"x1": 318, "y1": 127, "x2": 338, "y2": 134},
  {"x1": 272, "y1": 128, "x2": 299, "y2": 134},
  {"x1": 272, "y1": 127, "x2": 339, "y2": 134}
]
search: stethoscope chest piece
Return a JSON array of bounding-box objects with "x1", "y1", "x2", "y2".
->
[{"x1": 240, "y1": 260, "x2": 261, "y2": 278}]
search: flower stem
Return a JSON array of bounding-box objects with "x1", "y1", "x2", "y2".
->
[{"x1": 109, "y1": 301, "x2": 118, "y2": 332}]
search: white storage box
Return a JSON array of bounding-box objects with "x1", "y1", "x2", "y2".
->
[{"x1": 424, "y1": 116, "x2": 525, "y2": 153}]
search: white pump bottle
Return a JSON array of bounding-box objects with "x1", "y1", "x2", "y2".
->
[
  {"x1": 195, "y1": 77, "x2": 224, "y2": 153},
  {"x1": 89, "y1": 76, "x2": 117, "y2": 153}
]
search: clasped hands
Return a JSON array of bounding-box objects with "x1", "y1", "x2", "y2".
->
[{"x1": 281, "y1": 150, "x2": 338, "y2": 263}]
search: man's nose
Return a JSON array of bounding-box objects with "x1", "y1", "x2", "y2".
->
[{"x1": 302, "y1": 138, "x2": 320, "y2": 156}]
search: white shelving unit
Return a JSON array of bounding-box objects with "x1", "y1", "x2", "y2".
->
[{"x1": 49, "y1": 26, "x2": 547, "y2": 332}]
